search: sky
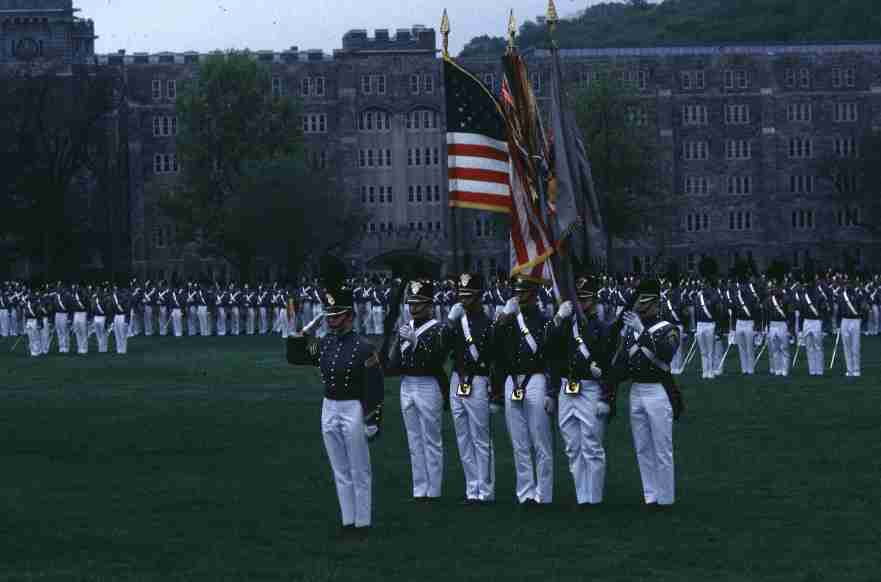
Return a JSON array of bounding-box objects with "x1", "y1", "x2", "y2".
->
[{"x1": 75, "y1": 0, "x2": 601, "y2": 56}]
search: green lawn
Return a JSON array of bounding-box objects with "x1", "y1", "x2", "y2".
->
[{"x1": 0, "y1": 333, "x2": 879, "y2": 582}]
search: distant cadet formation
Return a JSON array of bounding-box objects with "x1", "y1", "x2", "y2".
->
[{"x1": 285, "y1": 269, "x2": 877, "y2": 538}]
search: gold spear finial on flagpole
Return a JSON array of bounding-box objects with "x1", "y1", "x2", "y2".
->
[
  {"x1": 507, "y1": 9, "x2": 517, "y2": 51},
  {"x1": 440, "y1": 9, "x2": 450, "y2": 59},
  {"x1": 547, "y1": 0, "x2": 559, "y2": 43}
]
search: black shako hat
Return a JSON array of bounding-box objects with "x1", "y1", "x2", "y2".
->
[
  {"x1": 635, "y1": 278, "x2": 661, "y2": 303},
  {"x1": 510, "y1": 275, "x2": 539, "y2": 293},
  {"x1": 322, "y1": 285, "x2": 354, "y2": 316},
  {"x1": 576, "y1": 276, "x2": 598, "y2": 300},
  {"x1": 456, "y1": 272, "x2": 485, "y2": 298},
  {"x1": 406, "y1": 279, "x2": 434, "y2": 304}
]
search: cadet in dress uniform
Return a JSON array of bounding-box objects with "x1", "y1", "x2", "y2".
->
[
  {"x1": 287, "y1": 284, "x2": 383, "y2": 538},
  {"x1": 387, "y1": 279, "x2": 452, "y2": 501},
  {"x1": 447, "y1": 273, "x2": 497, "y2": 504},
  {"x1": 71, "y1": 284, "x2": 90, "y2": 355},
  {"x1": 110, "y1": 285, "x2": 131, "y2": 354},
  {"x1": 764, "y1": 281, "x2": 793, "y2": 376},
  {"x1": 24, "y1": 292, "x2": 44, "y2": 357},
  {"x1": 548, "y1": 277, "x2": 613, "y2": 507},
  {"x1": 799, "y1": 280, "x2": 828, "y2": 376},
  {"x1": 613, "y1": 279, "x2": 681, "y2": 508},
  {"x1": 692, "y1": 281, "x2": 721, "y2": 379},
  {"x1": 0, "y1": 286, "x2": 9, "y2": 338},
  {"x1": 52, "y1": 284, "x2": 72, "y2": 354},
  {"x1": 142, "y1": 282, "x2": 156, "y2": 337},
  {"x1": 493, "y1": 275, "x2": 555, "y2": 505},
  {"x1": 837, "y1": 280, "x2": 866, "y2": 377},
  {"x1": 661, "y1": 280, "x2": 687, "y2": 375},
  {"x1": 732, "y1": 280, "x2": 761, "y2": 375},
  {"x1": 157, "y1": 282, "x2": 171, "y2": 336},
  {"x1": 91, "y1": 286, "x2": 110, "y2": 353}
]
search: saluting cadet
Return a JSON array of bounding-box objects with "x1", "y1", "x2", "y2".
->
[
  {"x1": 837, "y1": 280, "x2": 866, "y2": 377},
  {"x1": 287, "y1": 284, "x2": 383, "y2": 538},
  {"x1": 548, "y1": 277, "x2": 613, "y2": 507},
  {"x1": 71, "y1": 284, "x2": 89, "y2": 355},
  {"x1": 447, "y1": 273, "x2": 497, "y2": 504},
  {"x1": 764, "y1": 281, "x2": 793, "y2": 376},
  {"x1": 387, "y1": 279, "x2": 452, "y2": 501},
  {"x1": 799, "y1": 280, "x2": 828, "y2": 376},
  {"x1": 493, "y1": 275, "x2": 555, "y2": 506},
  {"x1": 613, "y1": 279, "x2": 681, "y2": 508}
]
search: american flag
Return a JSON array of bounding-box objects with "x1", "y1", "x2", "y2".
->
[{"x1": 444, "y1": 58, "x2": 511, "y2": 213}]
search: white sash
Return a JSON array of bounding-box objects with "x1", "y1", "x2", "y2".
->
[
  {"x1": 75, "y1": 292, "x2": 85, "y2": 311},
  {"x1": 698, "y1": 291, "x2": 712, "y2": 319},
  {"x1": 804, "y1": 292, "x2": 819, "y2": 317},
  {"x1": 572, "y1": 319, "x2": 591, "y2": 361},
  {"x1": 460, "y1": 314, "x2": 480, "y2": 362},
  {"x1": 517, "y1": 312, "x2": 539, "y2": 354},
  {"x1": 402, "y1": 318, "x2": 438, "y2": 353},
  {"x1": 113, "y1": 293, "x2": 123, "y2": 314},
  {"x1": 737, "y1": 290, "x2": 751, "y2": 318},
  {"x1": 772, "y1": 295, "x2": 785, "y2": 319},
  {"x1": 843, "y1": 291, "x2": 857, "y2": 317},
  {"x1": 56, "y1": 294, "x2": 65, "y2": 310},
  {"x1": 628, "y1": 321, "x2": 672, "y2": 371}
]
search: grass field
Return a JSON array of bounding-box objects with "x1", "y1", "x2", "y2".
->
[{"x1": 0, "y1": 332, "x2": 879, "y2": 582}]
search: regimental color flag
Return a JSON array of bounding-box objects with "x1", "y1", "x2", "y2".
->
[{"x1": 444, "y1": 57, "x2": 512, "y2": 213}]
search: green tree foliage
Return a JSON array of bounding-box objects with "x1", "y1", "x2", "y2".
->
[
  {"x1": 464, "y1": 0, "x2": 881, "y2": 53},
  {"x1": 816, "y1": 130, "x2": 881, "y2": 236},
  {"x1": 573, "y1": 75, "x2": 670, "y2": 273},
  {"x1": 162, "y1": 51, "x2": 313, "y2": 279}
]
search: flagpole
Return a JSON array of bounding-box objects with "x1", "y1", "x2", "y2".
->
[{"x1": 441, "y1": 10, "x2": 460, "y2": 273}]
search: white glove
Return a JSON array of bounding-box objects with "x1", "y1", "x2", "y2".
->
[
  {"x1": 365, "y1": 425, "x2": 379, "y2": 439},
  {"x1": 622, "y1": 311, "x2": 644, "y2": 335},
  {"x1": 753, "y1": 333, "x2": 763, "y2": 347},
  {"x1": 448, "y1": 303, "x2": 465, "y2": 323},
  {"x1": 554, "y1": 301, "x2": 574, "y2": 326},
  {"x1": 301, "y1": 313, "x2": 325, "y2": 336},
  {"x1": 544, "y1": 396, "x2": 556, "y2": 415},
  {"x1": 728, "y1": 331, "x2": 736, "y2": 344},
  {"x1": 490, "y1": 403, "x2": 503, "y2": 415},
  {"x1": 590, "y1": 362, "x2": 603, "y2": 379},
  {"x1": 503, "y1": 297, "x2": 519, "y2": 316},
  {"x1": 597, "y1": 401, "x2": 611, "y2": 417},
  {"x1": 398, "y1": 325, "x2": 416, "y2": 345}
]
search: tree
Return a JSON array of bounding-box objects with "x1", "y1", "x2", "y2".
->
[
  {"x1": 573, "y1": 75, "x2": 671, "y2": 273},
  {"x1": 161, "y1": 51, "x2": 305, "y2": 280},
  {"x1": 0, "y1": 64, "x2": 124, "y2": 279},
  {"x1": 458, "y1": 35, "x2": 507, "y2": 59},
  {"x1": 816, "y1": 129, "x2": 881, "y2": 236}
]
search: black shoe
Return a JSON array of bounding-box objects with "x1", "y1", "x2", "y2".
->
[
  {"x1": 460, "y1": 498, "x2": 477, "y2": 506},
  {"x1": 521, "y1": 499, "x2": 539, "y2": 508}
]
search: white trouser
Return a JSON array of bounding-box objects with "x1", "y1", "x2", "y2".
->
[
  {"x1": 504, "y1": 374, "x2": 553, "y2": 504},
  {"x1": 670, "y1": 324, "x2": 685, "y2": 375},
  {"x1": 400, "y1": 376, "x2": 444, "y2": 498},
  {"x1": 231, "y1": 307, "x2": 241, "y2": 335},
  {"x1": 187, "y1": 306, "x2": 198, "y2": 336},
  {"x1": 73, "y1": 312, "x2": 88, "y2": 354},
  {"x1": 767, "y1": 321, "x2": 790, "y2": 376},
  {"x1": 246, "y1": 308, "x2": 256, "y2": 335},
  {"x1": 0, "y1": 309, "x2": 8, "y2": 337},
  {"x1": 803, "y1": 319, "x2": 824, "y2": 376},
  {"x1": 279, "y1": 310, "x2": 291, "y2": 339},
  {"x1": 143, "y1": 306, "x2": 154, "y2": 336},
  {"x1": 713, "y1": 336, "x2": 725, "y2": 376},
  {"x1": 216, "y1": 307, "x2": 227, "y2": 336},
  {"x1": 559, "y1": 379, "x2": 607, "y2": 505},
  {"x1": 40, "y1": 317, "x2": 51, "y2": 354},
  {"x1": 841, "y1": 318, "x2": 861, "y2": 376},
  {"x1": 25, "y1": 319, "x2": 42, "y2": 357},
  {"x1": 300, "y1": 303, "x2": 313, "y2": 330},
  {"x1": 159, "y1": 306, "x2": 169, "y2": 336},
  {"x1": 172, "y1": 308, "x2": 184, "y2": 337},
  {"x1": 93, "y1": 315, "x2": 108, "y2": 352},
  {"x1": 321, "y1": 398, "x2": 372, "y2": 528},
  {"x1": 259, "y1": 307, "x2": 269, "y2": 334},
  {"x1": 127, "y1": 309, "x2": 140, "y2": 337},
  {"x1": 113, "y1": 314, "x2": 128, "y2": 354},
  {"x1": 735, "y1": 319, "x2": 755, "y2": 374},
  {"x1": 10, "y1": 309, "x2": 20, "y2": 336},
  {"x1": 272, "y1": 307, "x2": 282, "y2": 333},
  {"x1": 696, "y1": 321, "x2": 716, "y2": 379},
  {"x1": 198, "y1": 305, "x2": 209, "y2": 336},
  {"x1": 630, "y1": 382, "x2": 675, "y2": 506},
  {"x1": 450, "y1": 373, "x2": 494, "y2": 501},
  {"x1": 55, "y1": 313, "x2": 70, "y2": 353},
  {"x1": 371, "y1": 306, "x2": 385, "y2": 335}
]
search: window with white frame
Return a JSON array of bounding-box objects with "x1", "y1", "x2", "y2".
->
[
  {"x1": 787, "y1": 103, "x2": 812, "y2": 122},
  {"x1": 407, "y1": 109, "x2": 439, "y2": 131},
  {"x1": 409, "y1": 74, "x2": 421, "y2": 95},
  {"x1": 685, "y1": 211, "x2": 711, "y2": 232},
  {"x1": 422, "y1": 74, "x2": 435, "y2": 94},
  {"x1": 302, "y1": 113, "x2": 327, "y2": 134},
  {"x1": 684, "y1": 175, "x2": 710, "y2": 195},
  {"x1": 166, "y1": 80, "x2": 176, "y2": 101},
  {"x1": 798, "y1": 68, "x2": 811, "y2": 88},
  {"x1": 727, "y1": 175, "x2": 752, "y2": 195},
  {"x1": 791, "y1": 209, "x2": 816, "y2": 230},
  {"x1": 360, "y1": 75, "x2": 386, "y2": 95},
  {"x1": 788, "y1": 137, "x2": 813, "y2": 159},
  {"x1": 358, "y1": 109, "x2": 391, "y2": 132},
  {"x1": 834, "y1": 172, "x2": 858, "y2": 193},
  {"x1": 833, "y1": 137, "x2": 858, "y2": 158},
  {"x1": 682, "y1": 141, "x2": 709, "y2": 161},
  {"x1": 301, "y1": 76, "x2": 325, "y2": 97},
  {"x1": 728, "y1": 210, "x2": 752, "y2": 231},
  {"x1": 153, "y1": 153, "x2": 179, "y2": 174},
  {"x1": 271, "y1": 77, "x2": 283, "y2": 98},
  {"x1": 724, "y1": 69, "x2": 750, "y2": 90},
  {"x1": 680, "y1": 70, "x2": 706, "y2": 91},
  {"x1": 837, "y1": 207, "x2": 861, "y2": 227},
  {"x1": 789, "y1": 175, "x2": 814, "y2": 194},
  {"x1": 619, "y1": 69, "x2": 648, "y2": 91},
  {"x1": 151, "y1": 79, "x2": 162, "y2": 101},
  {"x1": 682, "y1": 104, "x2": 707, "y2": 126},
  {"x1": 724, "y1": 104, "x2": 750, "y2": 125},
  {"x1": 725, "y1": 139, "x2": 752, "y2": 160},
  {"x1": 832, "y1": 67, "x2": 856, "y2": 88},
  {"x1": 833, "y1": 102, "x2": 858, "y2": 123}
]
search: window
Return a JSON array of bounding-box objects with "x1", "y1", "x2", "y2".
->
[
  {"x1": 833, "y1": 137, "x2": 858, "y2": 158},
  {"x1": 360, "y1": 75, "x2": 372, "y2": 95},
  {"x1": 724, "y1": 69, "x2": 750, "y2": 90},
  {"x1": 302, "y1": 113, "x2": 328, "y2": 134},
  {"x1": 684, "y1": 175, "x2": 710, "y2": 195},
  {"x1": 682, "y1": 141, "x2": 709, "y2": 161},
  {"x1": 422, "y1": 74, "x2": 434, "y2": 94},
  {"x1": 799, "y1": 68, "x2": 811, "y2": 88},
  {"x1": 787, "y1": 103, "x2": 812, "y2": 122},
  {"x1": 153, "y1": 153, "x2": 179, "y2": 175},
  {"x1": 358, "y1": 109, "x2": 391, "y2": 132},
  {"x1": 724, "y1": 104, "x2": 750, "y2": 125},
  {"x1": 788, "y1": 137, "x2": 813, "y2": 159},
  {"x1": 784, "y1": 68, "x2": 795, "y2": 88},
  {"x1": 310, "y1": 77, "x2": 326, "y2": 97},
  {"x1": 725, "y1": 140, "x2": 752, "y2": 160},
  {"x1": 301, "y1": 78, "x2": 311, "y2": 97},
  {"x1": 834, "y1": 173, "x2": 858, "y2": 193},
  {"x1": 833, "y1": 102, "x2": 858, "y2": 123},
  {"x1": 838, "y1": 207, "x2": 861, "y2": 227},
  {"x1": 686, "y1": 212, "x2": 711, "y2": 232},
  {"x1": 785, "y1": 68, "x2": 811, "y2": 89},
  {"x1": 152, "y1": 117, "x2": 161, "y2": 137},
  {"x1": 152, "y1": 79, "x2": 162, "y2": 101},
  {"x1": 271, "y1": 77, "x2": 283, "y2": 98},
  {"x1": 482, "y1": 72, "x2": 497, "y2": 92},
  {"x1": 407, "y1": 109, "x2": 439, "y2": 131},
  {"x1": 625, "y1": 106, "x2": 648, "y2": 127},
  {"x1": 153, "y1": 116, "x2": 177, "y2": 137},
  {"x1": 619, "y1": 69, "x2": 648, "y2": 91},
  {"x1": 789, "y1": 175, "x2": 814, "y2": 194},
  {"x1": 581, "y1": 70, "x2": 601, "y2": 88},
  {"x1": 475, "y1": 218, "x2": 496, "y2": 238},
  {"x1": 373, "y1": 74, "x2": 386, "y2": 95},
  {"x1": 832, "y1": 67, "x2": 856, "y2": 88},
  {"x1": 682, "y1": 104, "x2": 707, "y2": 126},
  {"x1": 416, "y1": 185, "x2": 423, "y2": 202},
  {"x1": 415, "y1": 148, "x2": 422, "y2": 166},
  {"x1": 791, "y1": 209, "x2": 816, "y2": 230},
  {"x1": 727, "y1": 175, "x2": 753, "y2": 195},
  {"x1": 410, "y1": 73, "x2": 420, "y2": 95},
  {"x1": 728, "y1": 210, "x2": 752, "y2": 231},
  {"x1": 166, "y1": 80, "x2": 176, "y2": 101},
  {"x1": 681, "y1": 70, "x2": 705, "y2": 91}
]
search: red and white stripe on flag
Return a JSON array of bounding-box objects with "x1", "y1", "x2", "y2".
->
[
  {"x1": 447, "y1": 132, "x2": 512, "y2": 213},
  {"x1": 509, "y1": 152, "x2": 553, "y2": 281}
]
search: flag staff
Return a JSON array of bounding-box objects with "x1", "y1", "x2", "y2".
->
[{"x1": 441, "y1": 9, "x2": 460, "y2": 272}]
